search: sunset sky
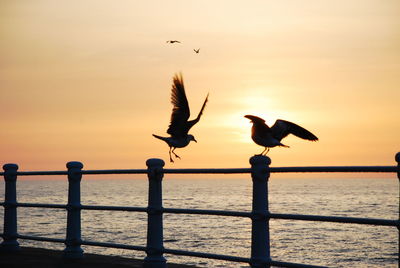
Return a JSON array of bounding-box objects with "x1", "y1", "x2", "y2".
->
[{"x1": 1, "y1": 1, "x2": 399, "y2": 172}]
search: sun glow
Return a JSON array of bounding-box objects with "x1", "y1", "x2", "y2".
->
[{"x1": 219, "y1": 87, "x2": 300, "y2": 144}]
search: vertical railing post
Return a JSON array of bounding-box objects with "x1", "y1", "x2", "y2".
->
[
  {"x1": 250, "y1": 155, "x2": 271, "y2": 268},
  {"x1": 144, "y1": 158, "x2": 167, "y2": 268},
  {"x1": 0, "y1": 164, "x2": 20, "y2": 252},
  {"x1": 63, "y1": 161, "x2": 84, "y2": 259},
  {"x1": 396, "y1": 152, "x2": 400, "y2": 264}
]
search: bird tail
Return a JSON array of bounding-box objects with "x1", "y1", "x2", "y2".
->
[{"x1": 152, "y1": 134, "x2": 168, "y2": 142}]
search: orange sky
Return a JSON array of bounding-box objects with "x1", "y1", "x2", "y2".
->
[{"x1": 1, "y1": 1, "x2": 399, "y2": 172}]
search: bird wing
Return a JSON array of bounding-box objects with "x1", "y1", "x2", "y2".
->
[
  {"x1": 244, "y1": 115, "x2": 265, "y2": 124},
  {"x1": 271, "y1": 119, "x2": 318, "y2": 141},
  {"x1": 185, "y1": 93, "x2": 209, "y2": 133},
  {"x1": 244, "y1": 115, "x2": 270, "y2": 137},
  {"x1": 167, "y1": 73, "x2": 190, "y2": 137}
]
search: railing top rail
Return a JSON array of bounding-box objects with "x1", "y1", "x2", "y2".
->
[
  {"x1": 269, "y1": 165, "x2": 397, "y2": 173},
  {"x1": 81, "y1": 169, "x2": 148, "y2": 175},
  {"x1": 163, "y1": 168, "x2": 251, "y2": 174},
  {"x1": 0, "y1": 169, "x2": 148, "y2": 176},
  {"x1": 5, "y1": 171, "x2": 68, "y2": 176},
  {"x1": 1, "y1": 165, "x2": 397, "y2": 177},
  {"x1": 165, "y1": 166, "x2": 397, "y2": 174}
]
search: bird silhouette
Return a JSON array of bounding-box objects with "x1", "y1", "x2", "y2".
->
[
  {"x1": 193, "y1": 48, "x2": 200, "y2": 53},
  {"x1": 166, "y1": 40, "x2": 181, "y2": 44},
  {"x1": 244, "y1": 115, "x2": 318, "y2": 155},
  {"x1": 153, "y1": 74, "x2": 209, "y2": 162}
]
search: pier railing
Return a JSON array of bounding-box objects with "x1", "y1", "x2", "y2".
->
[{"x1": 1, "y1": 153, "x2": 399, "y2": 268}]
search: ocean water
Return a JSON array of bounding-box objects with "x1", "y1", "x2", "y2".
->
[{"x1": 0, "y1": 176, "x2": 398, "y2": 267}]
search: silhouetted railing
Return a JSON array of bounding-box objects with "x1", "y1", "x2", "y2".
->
[{"x1": 1, "y1": 153, "x2": 399, "y2": 268}]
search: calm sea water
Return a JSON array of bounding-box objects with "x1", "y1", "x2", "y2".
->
[{"x1": 0, "y1": 177, "x2": 398, "y2": 267}]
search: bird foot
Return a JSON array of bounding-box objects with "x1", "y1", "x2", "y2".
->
[{"x1": 172, "y1": 153, "x2": 181, "y2": 159}]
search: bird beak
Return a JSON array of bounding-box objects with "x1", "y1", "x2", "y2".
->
[{"x1": 193, "y1": 138, "x2": 197, "y2": 143}]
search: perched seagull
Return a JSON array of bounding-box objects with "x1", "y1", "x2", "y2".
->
[
  {"x1": 166, "y1": 40, "x2": 181, "y2": 44},
  {"x1": 244, "y1": 115, "x2": 318, "y2": 155},
  {"x1": 153, "y1": 74, "x2": 209, "y2": 162},
  {"x1": 193, "y1": 48, "x2": 200, "y2": 53}
]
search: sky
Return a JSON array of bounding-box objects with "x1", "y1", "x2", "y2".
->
[{"x1": 1, "y1": 0, "x2": 399, "y2": 172}]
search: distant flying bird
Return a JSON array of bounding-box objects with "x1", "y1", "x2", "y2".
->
[
  {"x1": 166, "y1": 40, "x2": 181, "y2": 44},
  {"x1": 153, "y1": 74, "x2": 209, "y2": 162},
  {"x1": 244, "y1": 115, "x2": 318, "y2": 155},
  {"x1": 193, "y1": 48, "x2": 200, "y2": 53}
]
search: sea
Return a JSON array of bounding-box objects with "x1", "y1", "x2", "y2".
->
[{"x1": 0, "y1": 176, "x2": 398, "y2": 268}]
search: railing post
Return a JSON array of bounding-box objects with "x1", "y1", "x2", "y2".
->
[
  {"x1": 250, "y1": 155, "x2": 271, "y2": 268},
  {"x1": 63, "y1": 161, "x2": 84, "y2": 259},
  {"x1": 0, "y1": 164, "x2": 20, "y2": 252},
  {"x1": 144, "y1": 158, "x2": 167, "y2": 268},
  {"x1": 396, "y1": 152, "x2": 400, "y2": 263}
]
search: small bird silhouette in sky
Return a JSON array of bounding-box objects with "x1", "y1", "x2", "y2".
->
[
  {"x1": 193, "y1": 48, "x2": 200, "y2": 53},
  {"x1": 153, "y1": 74, "x2": 209, "y2": 162},
  {"x1": 166, "y1": 40, "x2": 181, "y2": 44},
  {"x1": 244, "y1": 115, "x2": 318, "y2": 155}
]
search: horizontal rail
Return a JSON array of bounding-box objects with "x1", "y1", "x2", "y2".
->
[
  {"x1": 0, "y1": 203, "x2": 147, "y2": 212},
  {"x1": 163, "y1": 208, "x2": 252, "y2": 217},
  {"x1": 270, "y1": 213, "x2": 400, "y2": 227},
  {"x1": 81, "y1": 169, "x2": 147, "y2": 175},
  {"x1": 163, "y1": 168, "x2": 251, "y2": 174},
  {"x1": 81, "y1": 240, "x2": 147, "y2": 251},
  {"x1": 2, "y1": 203, "x2": 398, "y2": 228},
  {"x1": 81, "y1": 205, "x2": 147, "y2": 212},
  {"x1": 8, "y1": 171, "x2": 68, "y2": 176},
  {"x1": 2, "y1": 165, "x2": 396, "y2": 177},
  {"x1": 17, "y1": 203, "x2": 67, "y2": 209},
  {"x1": 164, "y1": 166, "x2": 397, "y2": 174},
  {"x1": 1, "y1": 202, "x2": 253, "y2": 218},
  {"x1": 163, "y1": 248, "x2": 250, "y2": 263},
  {"x1": 9, "y1": 234, "x2": 148, "y2": 252},
  {"x1": 16, "y1": 234, "x2": 65, "y2": 244},
  {"x1": 269, "y1": 166, "x2": 397, "y2": 173},
  {"x1": 7, "y1": 235, "x2": 148, "y2": 252}
]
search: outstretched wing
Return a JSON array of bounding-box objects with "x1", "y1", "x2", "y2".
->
[
  {"x1": 167, "y1": 73, "x2": 190, "y2": 137},
  {"x1": 185, "y1": 93, "x2": 209, "y2": 133},
  {"x1": 244, "y1": 115, "x2": 270, "y2": 137},
  {"x1": 271, "y1": 119, "x2": 318, "y2": 141}
]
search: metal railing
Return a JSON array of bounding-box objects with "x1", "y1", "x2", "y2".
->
[{"x1": 1, "y1": 153, "x2": 399, "y2": 268}]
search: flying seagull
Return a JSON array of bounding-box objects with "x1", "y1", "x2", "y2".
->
[
  {"x1": 244, "y1": 115, "x2": 318, "y2": 155},
  {"x1": 166, "y1": 40, "x2": 181, "y2": 44},
  {"x1": 193, "y1": 48, "x2": 200, "y2": 53},
  {"x1": 153, "y1": 74, "x2": 209, "y2": 162}
]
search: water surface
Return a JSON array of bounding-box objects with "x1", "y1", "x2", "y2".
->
[{"x1": 0, "y1": 177, "x2": 398, "y2": 267}]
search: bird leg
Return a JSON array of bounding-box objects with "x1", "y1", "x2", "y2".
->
[
  {"x1": 168, "y1": 147, "x2": 174, "y2": 163},
  {"x1": 258, "y1": 147, "x2": 269, "y2": 155},
  {"x1": 171, "y1": 148, "x2": 181, "y2": 159}
]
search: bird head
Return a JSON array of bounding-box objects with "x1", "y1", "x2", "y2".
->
[{"x1": 188, "y1": 134, "x2": 197, "y2": 143}]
